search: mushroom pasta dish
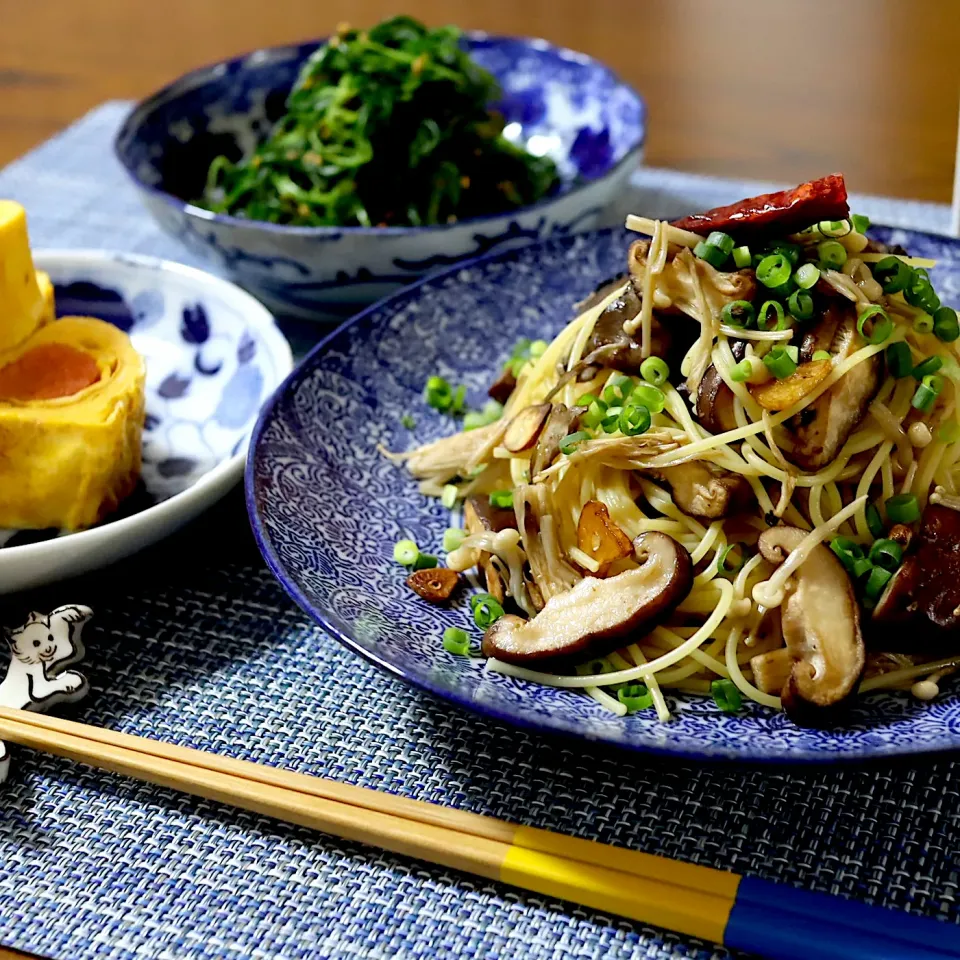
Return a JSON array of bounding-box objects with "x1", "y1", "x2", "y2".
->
[{"x1": 388, "y1": 175, "x2": 960, "y2": 728}]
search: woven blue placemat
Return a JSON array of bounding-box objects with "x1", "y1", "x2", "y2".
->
[{"x1": 0, "y1": 102, "x2": 958, "y2": 960}]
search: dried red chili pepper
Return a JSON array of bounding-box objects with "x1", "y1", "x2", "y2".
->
[{"x1": 671, "y1": 174, "x2": 849, "y2": 239}]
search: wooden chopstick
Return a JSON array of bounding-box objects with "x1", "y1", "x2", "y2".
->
[
  {"x1": 0, "y1": 708, "x2": 734, "y2": 944},
  {"x1": 3, "y1": 708, "x2": 959, "y2": 960},
  {"x1": 0, "y1": 708, "x2": 730, "y2": 894}
]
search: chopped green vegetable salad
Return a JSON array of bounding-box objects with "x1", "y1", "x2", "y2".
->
[{"x1": 200, "y1": 16, "x2": 560, "y2": 227}]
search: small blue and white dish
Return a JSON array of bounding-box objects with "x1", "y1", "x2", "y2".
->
[
  {"x1": 248, "y1": 223, "x2": 960, "y2": 764},
  {"x1": 114, "y1": 34, "x2": 646, "y2": 319},
  {"x1": 1, "y1": 250, "x2": 293, "y2": 595}
]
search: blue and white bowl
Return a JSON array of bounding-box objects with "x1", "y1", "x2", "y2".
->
[
  {"x1": 1, "y1": 250, "x2": 293, "y2": 594},
  {"x1": 114, "y1": 34, "x2": 646, "y2": 319}
]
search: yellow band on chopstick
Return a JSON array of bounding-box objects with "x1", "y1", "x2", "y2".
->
[
  {"x1": 512, "y1": 825, "x2": 740, "y2": 898},
  {"x1": 501, "y1": 837, "x2": 738, "y2": 944}
]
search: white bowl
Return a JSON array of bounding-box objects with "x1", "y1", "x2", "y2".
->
[{"x1": 0, "y1": 250, "x2": 293, "y2": 593}]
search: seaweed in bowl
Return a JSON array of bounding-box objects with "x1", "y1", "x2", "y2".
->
[{"x1": 199, "y1": 16, "x2": 560, "y2": 229}]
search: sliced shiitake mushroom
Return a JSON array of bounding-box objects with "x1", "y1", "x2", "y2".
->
[
  {"x1": 749, "y1": 647, "x2": 794, "y2": 696},
  {"x1": 503, "y1": 403, "x2": 552, "y2": 453},
  {"x1": 463, "y1": 496, "x2": 517, "y2": 605},
  {"x1": 787, "y1": 302, "x2": 881, "y2": 471},
  {"x1": 750, "y1": 360, "x2": 832, "y2": 412},
  {"x1": 696, "y1": 365, "x2": 738, "y2": 434},
  {"x1": 488, "y1": 367, "x2": 517, "y2": 405},
  {"x1": 757, "y1": 526, "x2": 864, "y2": 725},
  {"x1": 649, "y1": 461, "x2": 752, "y2": 519},
  {"x1": 871, "y1": 505, "x2": 960, "y2": 653},
  {"x1": 406, "y1": 567, "x2": 459, "y2": 603},
  {"x1": 530, "y1": 404, "x2": 580, "y2": 477},
  {"x1": 481, "y1": 531, "x2": 693, "y2": 665},
  {"x1": 576, "y1": 500, "x2": 633, "y2": 575}
]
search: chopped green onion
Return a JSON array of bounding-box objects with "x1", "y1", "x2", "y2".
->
[
  {"x1": 412, "y1": 552, "x2": 439, "y2": 571},
  {"x1": 851, "y1": 213, "x2": 870, "y2": 233},
  {"x1": 393, "y1": 539, "x2": 419, "y2": 567},
  {"x1": 575, "y1": 392, "x2": 600, "y2": 408},
  {"x1": 912, "y1": 356, "x2": 943, "y2": 380},
  {"x1": 885, "y1": 492, "x2": 920, "y2": 525},
  {"x1": 794, "y1": 263, "x2": 821, "y2": 289},
  {"x1": 631, "y1": 383, "x2": 665, "y2": 413},
  {"x1": 912, "y1": 384, "x2": 938, "y2": 413},
  {"x1": 913, "y1": 313, "x2": 935, "y2": 335},
  {"x1": 732, "y1": 245, "x2": 752, "y2": 269},
  {"x1": 812, "y1": 350, "x2": 832, "y2": 362},
  {"x1": 784, "y1": 345, "x2": 800, "y2": 363},
  {"x1": 872, "y1": 256, "x2": 911, "y2": 294},
  {"x1": 582, "y1": 399, "x2": 608, "y2": 430},
  {"x1": 529, "y1": 339, "x2": 548, "y2": 358},
  {"x1": 463, "y1": 412, "x2": 486, "y2": 430},
  {"x1": 559, "y1": 431, "x2": 590, "y2": 454},
  {"x1": 757, "y1": 300, "x2": 787, "y2": 331},
  {"x1": 602, "y1": 374, "x2": 635, "y2": 406},
  {"x1": 442, "y1": 527, "x2": 466, "y2": 552},
  {"x1": 400, "y1": 413, "x2": 415, "y2": 429},
  {"x1": 933, "y1": 306, "x2": 960, "y2": 343},
  {"x1": 450, "y1": 384, "x2": 467, "y2": 414},
  {"x1": 869, "y1": 538, "x2": 903, "y2": 572},
  {"x1": 912, "y1": 374, "x2": 944, "y2": 414},
  {"x1": 769, "y1": 241, "x2": 802, "y2": 267},
  {"x1": 763, "y1": 346, "x2": 797, "y2": 380},
  {"x1": 864, "y1": 566, "x2": 893, "y2": 601},
  {"x1": 640, "y1": 356, "x2": 670, "y2": 386},
  {"x1": 464, "y1": 399, "x2": 502, "y2": 430},
  {"x1": 830, "y1": 536, "x2": 864, "y2": 572},
  {"x1": 819, "y1": 219, "x2": 852, "y2": 238},
  {"x1": 472, "y1": 595, "x2": 505, "y2": 629},
  {"x1": 424, "y1": 375, "x2": 453, "y2": 411},
  {"x1": 866, "y1": 503, "x2": 885, "y2": 539},
  {"x1": 489, "y1": 490, "x2": 514, "y2": 509},
  {"x1": 756, "y1": 253, "x2": 792, "y2": 289},
  {"x1": 442, "y1": 627, "x2": 471, "y2": 656},
  {"x1": 851, "y1": 556, "x2": 874, "y2": 580},
  {"x1": 730, "y1": 359, "x2": 754, "y2": 383},
  {"x1": 619, "y1": 405, "x2": 651, "y2": 437},
  {"x1": 886, "y1": 341, "x2": 913, "y2": 378},
  {"x1": 787, "y1": 290, "x2": 815, "y2": 321},
  {"x1": 694, "y1": 240, "x2": 728, "y2": 269},
  {"x1": 939, "y1": 419, "x2": 960, "y2": 443},
  {"x1": 441, "y1": 483, "x2": 459, "y2": 508},
  {"x1": 706, "y1": 231, "x2": 735, "y2": 255},
  {"x1": 817, "y1": 239, "x2": 847, "y2": 270},
  {"x1": 720, "y1": 300, "x2": 756, "y2": 328},
  {"x1": 617, "y1": 682, "x2": 654, "y2": 713},
  {"x1": 856, "y1": 305, "x2": 893, "y2": 345},
  {"x1": 711, "y1": 678, "x2": 742, "y2": 713},
  {"x1": 719, "y1": 542, "x2": 747, "y2": 576},
  {"x1": 601, "y1": 412, "x2": 623, "y2": 434},
  {"x1": 904, "y1": 268, "x2": 941, "y2": 314}
]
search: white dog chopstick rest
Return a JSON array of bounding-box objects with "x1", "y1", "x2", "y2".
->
[{"x1": 0, "y1": 605, "x2": 92, "y2": 782}]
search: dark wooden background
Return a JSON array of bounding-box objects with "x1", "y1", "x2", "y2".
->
[
  {"x1": 0, "y1": 2, "x2": 958, "y2": 958},
  {"x1": 1, "y1": 0, "x2": 958, "y2": 201}
]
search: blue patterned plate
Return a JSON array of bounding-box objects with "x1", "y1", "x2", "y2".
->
[
  {"x1": 248, "y1": 225, "x2": 960, "y2": 763},
  {"x1": 1, "y1": 250, "x2": 292, "y2": 594}
]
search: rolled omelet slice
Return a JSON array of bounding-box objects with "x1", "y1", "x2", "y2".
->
[
  {"x1": 0, "y1": 200, "x2": 53, "y2": 352},
  {"x1": 0, "y1": 316, "x2": 146, "y2": 530}
]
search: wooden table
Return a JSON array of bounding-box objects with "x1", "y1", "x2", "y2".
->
[
  {"x1": 0, "y1": 2, "x2": 957, "y2": 959},
  {"x1": 1, "y1": 0, "x2": 959, "y2": 201}
]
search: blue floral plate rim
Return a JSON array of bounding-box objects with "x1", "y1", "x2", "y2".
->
[
  {"x1": 114, "y1": 31, "x2": 647, "y2": 238},
  {"x1": 246, "y1": 222, "x2": 960, "y2": 765}
]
